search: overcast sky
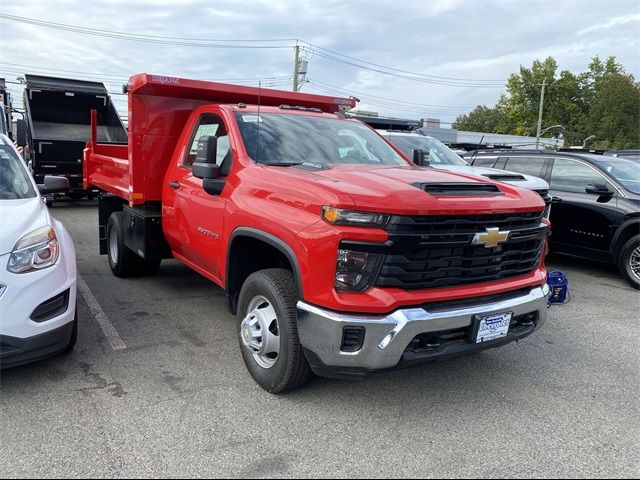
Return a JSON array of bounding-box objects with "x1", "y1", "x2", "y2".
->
[{"x1": 0, "y1": 0, "x2": 638, "y2": 125}]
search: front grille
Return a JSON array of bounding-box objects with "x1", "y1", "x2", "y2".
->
[{"x1": 374, "y1": 211, "x2": 546, "y2": 290}]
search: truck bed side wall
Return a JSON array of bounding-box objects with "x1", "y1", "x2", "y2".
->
[{"x1": 127, "y1": 94, "x2": 210, "y2": 203}]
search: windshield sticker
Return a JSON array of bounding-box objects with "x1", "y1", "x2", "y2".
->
[
  {"x1": 242, "y1": 115, "x2": 263, "y2": 123},
  {"x1": 0, "y1": 151, "x2": 11, "y2": 160}
]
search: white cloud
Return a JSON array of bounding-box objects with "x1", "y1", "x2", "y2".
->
[
  {"x1": 0, "y1": 0, "x2": 638, "y2": 121},
  {"x1": 577, "y1": 13, "x2": 640, "y2": 35}
]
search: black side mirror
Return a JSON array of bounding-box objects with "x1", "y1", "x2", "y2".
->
[
  {"x1": 585, "y1": 183, "x2": 613, "y2": 196},
  {"x1": 192, "y1": 136, "x2": 220, "y2": 180},
  {"x1": 38, "y1": 176, "x2": 70, "y2": 194},
  {"x1": 413, "y1": 148, "x2": 430, "y2": 167},
  {"x1": 16, "y1": 119, "x2": 28, "y2": 147}
]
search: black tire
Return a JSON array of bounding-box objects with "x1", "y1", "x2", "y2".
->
[
  {"x1": 106, "y1": 212, "x2": 145, "y2": 277},
  {"x1": 237, "y1": 269, "x2": 313, "y2": 394},
  {"x1": 618, "y1": 235, "x2": 640, "y2": 290},
  {"x1": 62, "y1": 310, "x2": 78, "y2": 354}
]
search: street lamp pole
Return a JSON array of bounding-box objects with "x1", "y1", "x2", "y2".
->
[
  {"x1": 535, "y1": 78, "x2": 547, "y2": 150},
  {"x1": 582, "y1": 135, "x2": 596, "y2": 148}
]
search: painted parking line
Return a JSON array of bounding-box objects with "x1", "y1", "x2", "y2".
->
[{"x1": 77, "y1": 274, "x2": 127, "y2": 351}]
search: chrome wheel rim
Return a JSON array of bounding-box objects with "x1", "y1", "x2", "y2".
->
[
  {"x1": 109, "y1": 228, "x2": 118, "y2": 265},
  {"x1": 630, "y1": 246, "x2": 640, "y2": 281},
  {"x1": 240, "y1": 295, "x2": 280, "y2": 369}
]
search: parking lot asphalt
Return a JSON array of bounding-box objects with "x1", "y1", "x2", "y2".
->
[{"x1": 1, "y1": 200, "x2": 639, "y2": 479}]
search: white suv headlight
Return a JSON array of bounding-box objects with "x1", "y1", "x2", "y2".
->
[{"x1": 7, "y1": 226, "x2": 60, "y2": 274}]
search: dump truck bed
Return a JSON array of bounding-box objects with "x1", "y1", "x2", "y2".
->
[{"x1": 24, "y1": 75, "x2": 127, "y2": 189}]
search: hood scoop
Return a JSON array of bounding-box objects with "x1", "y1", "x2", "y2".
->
[
  {"x1": 413, "y1": 182, "x2": 503, "y2": 196},
  {"x1": 482, "y1": 173, "x2": 526, "y2": 181}
]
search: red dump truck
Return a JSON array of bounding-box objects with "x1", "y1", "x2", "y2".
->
[{"x1": 84, "y1": 74, "x2": 551, "y2": 393}]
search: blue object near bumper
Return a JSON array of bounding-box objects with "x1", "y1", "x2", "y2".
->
[{"x1": 547, "y1": 271, "x2": 569, "y2": 304}]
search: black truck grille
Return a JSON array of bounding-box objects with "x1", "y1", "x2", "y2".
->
[{"x1": 373, "y1": 211, "x2": 546, "y2": 290}]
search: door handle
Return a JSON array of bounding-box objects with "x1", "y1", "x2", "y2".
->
[
  {"x1": 168, "y1": 181, "x2": 181, "y2": 189},
  {"x1": 551, "y1": 196, "x2": 562, "y2": 204}
]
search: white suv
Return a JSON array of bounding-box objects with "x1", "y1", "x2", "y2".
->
[
  {"x1": 378, "y1": 130, "x2": 551, "y2": 211},
  {"x1": 0, "y1": 134, "x2": 78, "y2": 368}
]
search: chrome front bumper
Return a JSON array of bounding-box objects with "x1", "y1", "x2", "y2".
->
[{"x1": 297, "y1": 284, "x2": 550, "y2": 372}]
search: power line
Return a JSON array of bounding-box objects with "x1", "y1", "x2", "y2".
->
[
  {"x1": 308, "y1": 79, "x2": 474, "y2": 111},
  {"x1": 0, "y1": 13, "x2": 295, "y2": 49},
  {"x1": 304, "y1": 82, "x2": 460, "y2": 121},
  {"x1": 307, "y1": 49, "x2": 505, "y2": 88},
  {"x1": 0, "y1": 13, "x2": 508, "y2": 89},
  {"x1": 0, "y1": 61, "x2": 295, "y2": 86},
  {"x1": 0, "y1": 67, "x2": 294, "y2": 93},
  {"x1": 305, "y1": 43, "x2": 506, "y2": 84}
]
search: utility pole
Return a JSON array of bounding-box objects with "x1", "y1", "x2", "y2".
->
[
  {"x1": 535, "y1": 78, "x2": 547, "y2": 150},
  {"x1": 293, "y1": 44, "x2": 300, "y2": 92}
]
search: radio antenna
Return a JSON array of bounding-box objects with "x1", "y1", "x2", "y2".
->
[{"x1": 256, "y1": 81, "x2": 261, "y2": 164}]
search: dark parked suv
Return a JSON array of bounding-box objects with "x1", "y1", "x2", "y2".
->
[{"x1": 465, "y1": 150, "x2": 640, "y2": 289}]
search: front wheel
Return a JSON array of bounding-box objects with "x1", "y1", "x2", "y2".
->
[
  {"x1": 237, "y1": 269, "x2": 313, "y2": 393},
  {"x1": 619, "y1": 235, "x2": 640, "y2": 290}
]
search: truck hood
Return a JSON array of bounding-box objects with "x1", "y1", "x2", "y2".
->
[
  {"x1": 0, "y1": 198, "x2": 50, "y2": 255},
  {"x1": 436, "y1": 165, "x2": 550, "y2": 192},
  {"x1": 271, "y1": 164, "x2": 544, "y2": 215}
]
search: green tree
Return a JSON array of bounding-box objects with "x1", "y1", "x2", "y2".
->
[
  {"x1": 452, "y1": 104, "x2": 509, "y2": 133},
  {"x1": 454, "y1": 55, "x2": 640, "y2": 148},
  {"x1": 587, "y1": 74, "x2": 640, "y2": 149}
]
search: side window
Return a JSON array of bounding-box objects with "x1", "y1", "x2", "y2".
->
[
  {"x1": 472, "y1": 157, "x2": 498, "y2": 167},
  {"x1": 505, "y1": 156, "x2": 547, "y2": 177},
  {"x1": 183, "y1": 114, "x2": 231, "y2": 169},
  {"x1": 550, "y1": 158, "x2": 609, "y2": 193}
]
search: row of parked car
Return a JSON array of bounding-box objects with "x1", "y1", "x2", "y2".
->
[{"x1": 374, "y1": 128, "x2": 640, "y2": 289}]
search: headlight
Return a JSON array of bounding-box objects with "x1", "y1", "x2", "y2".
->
[
  {"x1": 322, "y1": 206, "x2": 389, "y2": 227},
  {"x1": 335, "y1": 249, "x2": 383, "y2": 292},
  {"x1": 7, "y1": 226, "x2": 60, "y2": 274}
]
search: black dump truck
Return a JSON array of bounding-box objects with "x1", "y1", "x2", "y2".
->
[{"x1": 23, "y1": 75, "x2": 127, "y2": 198}]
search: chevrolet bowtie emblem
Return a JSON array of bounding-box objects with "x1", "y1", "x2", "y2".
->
[{"x1": 472, "y1": 227, "x2": 511, "y2": 248}]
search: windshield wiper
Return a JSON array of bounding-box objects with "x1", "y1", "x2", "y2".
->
[{"x1": 260, "y1": 161, "x2": 303, "y2": 167}]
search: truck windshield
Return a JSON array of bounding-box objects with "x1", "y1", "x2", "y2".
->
[
  {"x1": 387, "y1": 135, "x2": 468, "y2": 167},
  {"x1": 596, "y1": 158, "x2": 640, "y2": 194},
  {"x1": 234, "y1": 112, "x2": 408, "y2": 166},
  {"x1": 0, "y1": 145, "x2": 37, "y2": 199}
]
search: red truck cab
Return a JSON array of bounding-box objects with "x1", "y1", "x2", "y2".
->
[{"x1": 85, "y1": 74, "x2": 551, "y2": 393}]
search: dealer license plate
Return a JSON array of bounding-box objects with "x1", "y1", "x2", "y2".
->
[{"x1": 473, "y1": 312, "x2": 513, "y2": 344}]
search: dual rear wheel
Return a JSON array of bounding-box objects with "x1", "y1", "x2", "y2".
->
[{"x1": 106, "y1": 212, "x2": 161, "y2": 277}]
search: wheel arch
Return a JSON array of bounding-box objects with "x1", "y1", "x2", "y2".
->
[
  {"x1": 612, "y1": 218, "x2": 640, "y2": 260},
  {"x1": 226, "y1": 227, "x2": 304, "y2": 314}
]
